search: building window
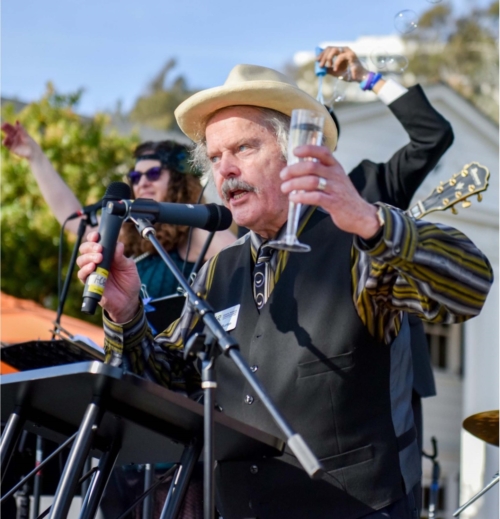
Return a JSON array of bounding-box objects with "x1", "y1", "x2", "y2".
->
[{"x1": 423, "y1": 322, "x2": 463, "y2": 375}]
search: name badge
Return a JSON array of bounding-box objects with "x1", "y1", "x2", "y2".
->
[{"x1": 215, "y1": 304, "x2": 240, "y2": 332}]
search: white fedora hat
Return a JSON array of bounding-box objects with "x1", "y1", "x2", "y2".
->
[{"x1": 174, "y1": 64, "x2": 338, "y2": 151}]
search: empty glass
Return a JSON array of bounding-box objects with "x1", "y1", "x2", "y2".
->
[{"x1": 269, "y1": 109, "x2": 325, "y2": 253}]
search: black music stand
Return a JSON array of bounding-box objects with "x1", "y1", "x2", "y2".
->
[
  {"x1": 0, "y1": 339, "x2": 104, "y2": 371},
  {"x1": 0, "y1": 361, "x2": 284, "y2": 519}
]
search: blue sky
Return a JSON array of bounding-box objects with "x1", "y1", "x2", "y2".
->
[{"x1": 1, "y1": 0, "x2": 492, "y2": 115}]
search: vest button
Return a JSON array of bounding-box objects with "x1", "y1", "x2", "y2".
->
[
  {"x1": 250, "y1": 465, "x2": 258, "y2": 474},
  {"x1": 245, "y1": 395, "x2": 254, "y2": 405},
  {"x1": 250, "y1": 365, "x2": 258, "y2": 373}
]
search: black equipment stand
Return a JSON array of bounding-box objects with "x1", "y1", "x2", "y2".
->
[
  {"x1": 422, "y1": 437, "x2": 440, "y2": 519},
  {"x1": 123, "y1": 212, "x2": 324, "y2": 519},
  {"x1": 52, "y1": 210, "x2": 98, "y2": 339},
  {"x1": 44, "y1": 212, "x2": 97, "y2": 517},
  {"x1": 0, "y1": 362, "x2": 284, "y2": 519},
  {"x1": 453, "y1": 472, "x2": 499, "y2": 517}
]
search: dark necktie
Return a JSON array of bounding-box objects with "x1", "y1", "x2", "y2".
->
[{"x1": 253, "y1": 243, "x2": 274, "y2": 310}]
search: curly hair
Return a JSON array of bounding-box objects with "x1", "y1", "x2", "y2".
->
[{"x1": 120, "y1": 141, "x2": 203, "y2": 257}]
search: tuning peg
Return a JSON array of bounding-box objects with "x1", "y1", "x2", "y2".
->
[
  {"x1": 477, "y1": 193, "x2": 483, "y2": 202},
  {"x1": 462, "y1": 201, "x2": 471, "y2": 209},
  {"x1": 451, "y1": 206, "x2": 458, "y2": 215}
]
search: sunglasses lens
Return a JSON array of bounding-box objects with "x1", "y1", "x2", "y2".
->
[
  {"x1": 127, "y1": 171, "x2": 142, "y2": 185},
  {"x1": 146, "y1": 167, "x2": 162, "y2": 181},
  {"x1": 127, "y1": 166, "x2": 163, "y2": 185}
]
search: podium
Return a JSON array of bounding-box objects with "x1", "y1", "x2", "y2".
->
[{"x1": 1, "y1": 361, "x2": 284, "y2": 519}]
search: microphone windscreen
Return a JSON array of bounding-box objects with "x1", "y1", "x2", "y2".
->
[
  {"x1": 218, "y1": 205, "x2": 233, "y2": 231},
  {"x1": 205, "y1": 204, "x2": 233, "y2": 231},
  {"x1": 103, "y1": 181, "x2": 131, "y2": 203}
]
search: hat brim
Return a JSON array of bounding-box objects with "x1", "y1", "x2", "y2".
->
[{"x1": 175, "y1": 80, "x2": 338, "y2": 151}]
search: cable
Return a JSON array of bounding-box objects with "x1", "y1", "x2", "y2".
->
[
  {"x1": 181, "y1": 182, "x2": 207, "y2": 276},
  {"x1": 57, "y1": 218, "x2": 70, "y2": 301}
]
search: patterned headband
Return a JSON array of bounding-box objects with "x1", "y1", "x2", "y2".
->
[{"x1": 136, "y1": 147, "x2": 201, "y2": 176}]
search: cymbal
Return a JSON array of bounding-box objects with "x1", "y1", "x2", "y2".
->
[{"x1": 463, "y1": 410, "x2": 499, "y2": 446}]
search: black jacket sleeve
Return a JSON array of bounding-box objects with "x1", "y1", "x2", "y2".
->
[{"x1": 349, "y1": 84, "x2": 454, "y2": 209}]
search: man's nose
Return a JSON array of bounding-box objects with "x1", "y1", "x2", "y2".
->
[{"x1": 218, "y1": 154, "x2": 240, "y2": 178}]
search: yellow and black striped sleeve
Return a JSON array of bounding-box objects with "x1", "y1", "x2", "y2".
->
[
  {"x1": 103, "y1": 253, "x2": 220, "y2": 393},
  {"x1": 352, "y1": 204, "x2": 494, "y2": 344}
]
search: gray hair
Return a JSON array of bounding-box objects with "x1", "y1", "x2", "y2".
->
[{"x1": 190, "y1": 106, "x2": 290, "y2": 182}]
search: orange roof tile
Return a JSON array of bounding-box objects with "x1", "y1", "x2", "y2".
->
[{"x1": 0, "y1": 292, "x2": 104, "y2": 347}]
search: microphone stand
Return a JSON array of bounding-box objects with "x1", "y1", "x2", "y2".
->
[
  {"x1": 52, "y1": 211, "x2": 98, "y2": 339},
  {"x1": 46, "y1": 211, "x2": 97, "y2": 519},
  {"x1": 129, "y1": 215, "x2": 323, "y2": 519},
  {"x1": 453, "y1": 472, "x2": 499, "y2": 517},
  {"x1": 422, "y1": 437, "x2": 440, "y2": 519}
]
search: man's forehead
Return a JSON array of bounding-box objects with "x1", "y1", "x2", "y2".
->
[
  {"x1": 205, "y1": 105, "x2": 273, "y2": 145},
  {"x1": 206, "y1": 105, "x2": 264, "y2": 126}
]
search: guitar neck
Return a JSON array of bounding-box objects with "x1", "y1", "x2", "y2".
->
[
  {"x1": 405, "y1": 162, "x2": 489, "y2": 220},
  {"x1": 406, "y1": 201, "x2": 427, "y2": 219}
]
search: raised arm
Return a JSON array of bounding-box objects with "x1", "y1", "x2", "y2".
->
[
  {"x1": 317, "y1": 45, "x2": 454, "y2": 209},
  {"x1": 351, "y1": 204, "x2": 493, "y2": 342},
  {"x1": 2, "y1": 121, "x2": 86, "y2": 235},
  {"x1": 280, "y1": 145, "x2": 493, "y2": 339},
  {"x1": 348, "y1": 84, "x2": 454, "y2": 209}
]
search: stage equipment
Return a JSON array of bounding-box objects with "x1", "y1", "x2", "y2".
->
[
  {"x1": 81, "y1": 182, "x2": 131, "y2": 315},
  {"x1": 106, "y1": 200, "x2": 232, "y2": 232},
  {"x1": 0, "y1": 362, "x2": 284, "y2": 519},
  {"x1": 453, "y1": 410, "x2": 499, "y2": 516},
  {"x1": 463, "y1": 410, "x2": 499, "y2": 446},
  {"x1": 422, "y1": 437, "x2": 440, "y2": 519}
]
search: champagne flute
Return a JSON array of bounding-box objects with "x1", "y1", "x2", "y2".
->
[{"x1": 268, "y1": 109, "x2": 324, "y2": 253}]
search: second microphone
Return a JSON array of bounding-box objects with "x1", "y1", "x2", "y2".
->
[{"x1": 106, "y1": 199, "x2": 233, "y2": 232}]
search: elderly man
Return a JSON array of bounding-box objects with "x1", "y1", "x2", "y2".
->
[{"x1": 77, "y1": 65, "x2": 492, "y2": 519}]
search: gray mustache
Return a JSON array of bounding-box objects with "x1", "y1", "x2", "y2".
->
[{"x1": 221, "y1": 178, "x2": 257, "y2": 200}]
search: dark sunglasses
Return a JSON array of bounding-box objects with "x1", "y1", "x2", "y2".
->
[{"x1": 127, "y1": 166, "x2": 163, "y2": 185}]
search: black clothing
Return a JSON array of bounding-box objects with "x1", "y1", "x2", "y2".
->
[{"x1": 209, "y1": 211, "x2": 420, "y2": 518}]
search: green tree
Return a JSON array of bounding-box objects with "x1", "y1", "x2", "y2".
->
[
  {"x1": 405, "y1": 1, "x2": 499, "y2": 122},
  {"x1": 129, "y1": 58, "x2": 196, "y2": 132},
  {"x1": 1, "y1": 84, "x2": 140, "y2": 323}
]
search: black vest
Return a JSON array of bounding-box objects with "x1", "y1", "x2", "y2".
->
[{"x1": 202, "y1": 210, "x2": 415, "y2": 518}]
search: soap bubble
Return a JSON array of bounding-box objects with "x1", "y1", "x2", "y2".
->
[
  {"x1": 387, "y1": 55, "x2": 409, "y2": 73},
  {"x1": 325, "y1": 78, "x2": 347, "y2": 104},
  {"x1": 332, "y1": 78, "x2": 347, "y2": 103},
  {"x1": 370, "y1": 48, "x2": 389, "y2": 70},
  {"x1": 394, "y1": 10, "x2": 418, "y2": 34}
]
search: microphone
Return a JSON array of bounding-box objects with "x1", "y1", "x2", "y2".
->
[
  {"x1": 81, "y1": 182, "x2": 131, "y2": 315},
  {"x1": 107, "y1": 199, "x2": 233, "y2": 232},
  {"x1": 67, "y1": 200, "x2": 104, "y2": 221}
]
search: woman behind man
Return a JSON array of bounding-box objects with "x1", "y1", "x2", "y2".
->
[
  {"x1": 2, "y1": 121, "x2": 235, "y2": 519},
  {"x1": 2, "y1": 121, "x2": 236, "y2": 302}
]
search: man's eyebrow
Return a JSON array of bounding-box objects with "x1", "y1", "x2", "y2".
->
[
  {"x1": 235, "y1": 137, "x2": 261, "y2": 148},
  {"x1": 207, "y1": 137, "x2": 262, "y2": 155}
]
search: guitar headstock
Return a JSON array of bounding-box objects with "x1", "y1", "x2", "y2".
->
[{"x1": 409, "y1": 162, "x2": 490, "y2": 219}]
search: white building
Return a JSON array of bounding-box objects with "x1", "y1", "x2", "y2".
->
[{"x1": 332, "y1": 83, "x2": 499, "y2": 519}]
